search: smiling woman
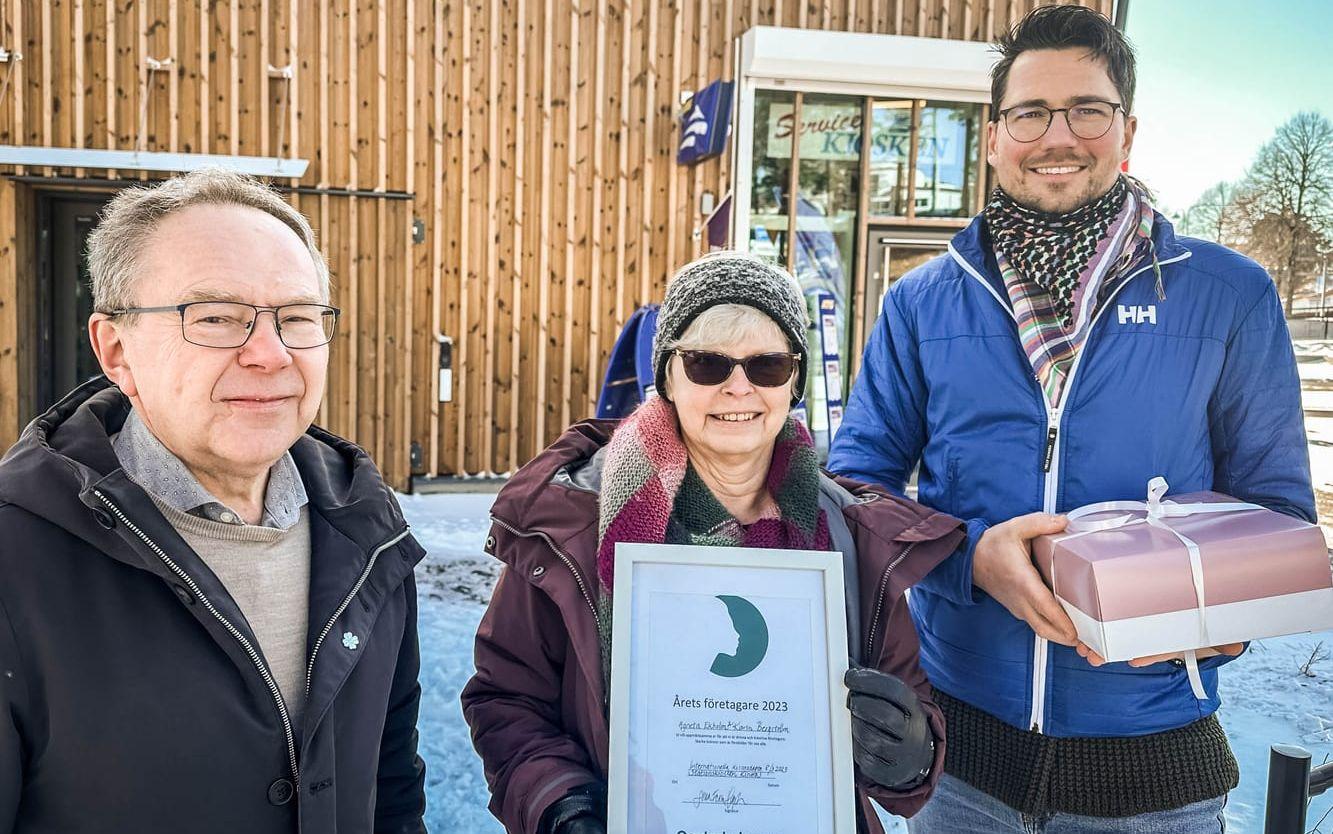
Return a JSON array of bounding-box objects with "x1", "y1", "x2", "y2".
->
[
  {"x1": 660, "y1": 302, "x2": 802, "y2": 521},
  {"x1": 461, "y1": 251, "x2": 970, "y2": 834}
]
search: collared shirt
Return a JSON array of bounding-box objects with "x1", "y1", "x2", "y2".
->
[{"x1": 111, "y1": 408, "x2": 308, "y2": 530}]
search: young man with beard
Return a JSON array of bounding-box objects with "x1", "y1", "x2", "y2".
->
[{"x1": 830, "y1": 6, "x2": 1313, "y2": 832}]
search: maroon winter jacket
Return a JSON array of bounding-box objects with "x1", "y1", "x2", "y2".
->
[{"x1": 461, "y1": 420, "x2": 965, "y2": 834}]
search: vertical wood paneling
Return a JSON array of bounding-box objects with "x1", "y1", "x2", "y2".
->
[
  {"x1": 145, "y1": 0, "x2": 169, "y2": 153},
  {"x1": 507, "y1": 0, "x2": 526, "y2": 469},
  {"x1": 517, "y1": 0, "x2": 543, "y2": 460},
  {"x1": 38, "y1": 0, "x2": 50, "y2": 161},
  {"x1": 569, "y1": 0, "x2": 592, "y2": 425},
  {"x1": 0, "y1": 178, "x2": 16, "y2": 442},
  {"x1": 611, "y1": 0, "x2": 630, "y2": 330},
  {"x1": 445, "y1": 0, "x2": 466, "y2": 472},
  {"x1": 597, "y1": 0, "x2": 627, "y2": 418},
  {"x1": 410, "y1": 0, "x2": 433, "y2": 475},
  {"x1": 83, "y1": 0, "x2": 106, "y2": 151},
  {"x1": 533, "y1": 0, "x2": 554, "y2": 449},
  {"x1": 636, "y1": 0, "x2": 656, "y2": 309},
  {"x1": 177, "y1": 0, "x2": 200, "y2": 153},
  {"x1": 460, "y1": 0, "x2": 481, "y2": 472},
  {"x1": 685, "y1": 0, "x2": 705, "y2": 265},
  {"x1": 585, "y1": 0, "x2": 605, "y2": 420},
  {"x1": 480, "y1": 0, "x2": 499, "y2": 471},
  {"x1": 0, "y1": 2, "x2": 20, "y2": 149},
  {"x1": 353, "y1": 0, "x2": 376, "y2": 457},
  {"x1": 553, "y1": 0, "x2": 575, "y2": 433},
  {"x1": 0, "y1": 0, "x2": 1098, "y2": 481},
  {"x1": 664, "y1": 0, "x2": 682, "y2": 277}
]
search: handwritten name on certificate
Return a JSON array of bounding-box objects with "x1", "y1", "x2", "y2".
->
[{"x1": 621, "y1": 557, "x2": 841, "y2": 834}]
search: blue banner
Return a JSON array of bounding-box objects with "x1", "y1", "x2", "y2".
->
[{"x1": 677, "y1": 80, "x2": 734, "y2": 165}]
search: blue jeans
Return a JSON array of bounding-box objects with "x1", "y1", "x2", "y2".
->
[{"x1": 906, "y1": 774, "x2": 1227, "y2": 833}]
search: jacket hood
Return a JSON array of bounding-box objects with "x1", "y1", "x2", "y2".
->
[
  {"x1": 488, "y1": 419, "x2": 615, "y2": 553},
  {"x1": 0, "y1": 376, "x2": 408, "y2": 558}
]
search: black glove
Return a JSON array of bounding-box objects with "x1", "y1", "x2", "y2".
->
[
  {"x1": 555, "y1": 817, "x2": 605, "y2": 834},
  {"x1": 541, "y1": 785, "x2": 606, "y2": 834},
  {"x1": 845, "y1": 667, "x2": 935, "y2": 791}
]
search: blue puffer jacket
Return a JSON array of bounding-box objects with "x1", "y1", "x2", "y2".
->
[{"x1": 828, "y1": 212, "x2": 1315, "y2": 738}]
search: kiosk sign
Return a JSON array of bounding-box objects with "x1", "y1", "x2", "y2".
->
[{"x1": 766, "y1": 101, "x2": 966, "y2": 170}]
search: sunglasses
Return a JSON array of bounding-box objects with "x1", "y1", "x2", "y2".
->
[{"x1": 672, "y1": 349, "x2": 800, "y2": 388}]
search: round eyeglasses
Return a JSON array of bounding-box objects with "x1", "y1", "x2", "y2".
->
[
  {"x1": 996, "y1": 100, "x2": 1123, "y2": 143},
  {"x1": 105, "y1": 301, "x2": 341, "y2": 349}
]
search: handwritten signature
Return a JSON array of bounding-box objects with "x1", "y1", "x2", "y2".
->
[{"x1": 689, "y1": 788, "x2": 747, "y2": 811}]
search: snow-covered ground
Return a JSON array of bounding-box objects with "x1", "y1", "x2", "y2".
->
[
  {"x1": 403, "y1": 491, "x2": 1332, "y2": 833},
  {"x1": 403, "y1": 339, "x2": 1333, "y2": 833}
]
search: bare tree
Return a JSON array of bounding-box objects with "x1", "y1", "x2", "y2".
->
[
  {"x1": 1233, "y1": 111, "x2": 1333, "y2": 313},
  {"x1": 1181, "y1": 181, "x2": 1239, "y2": 244}
]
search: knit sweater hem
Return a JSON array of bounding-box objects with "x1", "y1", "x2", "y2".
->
[{"x1": 935, "y1": 688, "x2": 1238, "y2": 818}]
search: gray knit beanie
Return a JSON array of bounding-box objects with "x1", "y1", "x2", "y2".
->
[{"x1": 653, "y1": 252, "x2": 809, "y2": 405}]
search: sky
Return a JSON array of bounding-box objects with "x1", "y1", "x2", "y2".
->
[{"x1": 1124, "y1": 0, "x2": 1333, "y2": 215}]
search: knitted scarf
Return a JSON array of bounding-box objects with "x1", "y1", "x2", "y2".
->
[
  {"x1": 594, "y1": 395, "x2": 831, "y2": 684},
  {"x1": 984, "y1": 176, "x2": 1129, "y2": 326},
  {"x1": 986, "y1": 176, "x2": 1159, "y2": 405}
]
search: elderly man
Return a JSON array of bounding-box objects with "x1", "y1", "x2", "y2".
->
[
  {"x1": 830, "y1": 5, "x2": 1312, "y2": 833},
  {"x1": 0, "y1": 169, "x2": 427, "y2": 833}
]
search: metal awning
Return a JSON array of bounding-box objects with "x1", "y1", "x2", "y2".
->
[
  {"x1": 739, "y1": 26, "x2": 996, "y2": 102},
  {"x1": 0, "y1": 146, "x2": 308, "y2": 178}
]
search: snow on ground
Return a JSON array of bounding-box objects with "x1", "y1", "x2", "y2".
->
[
  {"x1": 401, "y1": 489, "x2": 1332, "y2": 833},
  {"x1": 397, "y1": 493, "x2": 504, "y2": 834},
  {"x1": 1298, "y1": 341, "x2": 1333, "y2": 553}
]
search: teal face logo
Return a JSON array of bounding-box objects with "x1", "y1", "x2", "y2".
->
[{"x1": 710, "y1": 595, "x2": 769, "y2": 678}]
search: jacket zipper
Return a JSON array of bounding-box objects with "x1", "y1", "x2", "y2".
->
[
  {"x1": 864, "y1": 542, "x2": 918, "y2": 662},
  {"x1": 304, "y1": 527, "x2": 412, "y2": 699},
  {"x1": 489, "y1": 516, "x2": 602, "y2": 634},
  {"x1": 949, "y1": 243, "x2": 1192, "y2": 732},
  {"x1": 93, "y1": 490, "x2": 300, "y2": 784},
  {"x1": 1031, "y1": 406, "x2": 1059, "y2": 731}
]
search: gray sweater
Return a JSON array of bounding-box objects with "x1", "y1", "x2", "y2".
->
[{"x1": 111, "y1": 408, "x2": 313, "y2": 729}]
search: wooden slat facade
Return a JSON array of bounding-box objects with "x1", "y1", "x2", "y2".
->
[{"x1": 0, "y1": 0, "x2": 1113, "y2": 489}]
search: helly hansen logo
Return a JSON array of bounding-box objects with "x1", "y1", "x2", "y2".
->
[{"x1": 1117, "y1": 304, "x2": 1157, "y2": 325}]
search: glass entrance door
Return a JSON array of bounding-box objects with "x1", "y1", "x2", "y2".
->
[
  {"x1": 43, "y1": 197, "x2": 106, "y2": 408},
  {"x1": 861, "y1": 233, "x2": 948, "y2": 348}
]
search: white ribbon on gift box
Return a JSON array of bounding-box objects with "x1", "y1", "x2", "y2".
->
[{"x1": 1051, "y1": 477, "x2": 1262, "y2": 699}]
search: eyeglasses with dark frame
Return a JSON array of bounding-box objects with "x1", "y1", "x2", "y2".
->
[
  {"x1": 672, "y1": 349, "x2": 800, "y2": 388},
  {"x1": 104, "y1": 301, "x2": 341, "y2": 350},
  {"x1": 995, "y1": 100, "x2": 1124, "y2": 143}
]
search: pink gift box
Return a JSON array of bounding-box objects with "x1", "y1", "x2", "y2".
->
[{"x1": 1031, "y1": 481, "x2": 1333, "y2": 666}]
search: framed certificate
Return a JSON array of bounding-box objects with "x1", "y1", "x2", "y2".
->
[{"x1": 607, "y1": 542, "x2": 855, "y2": 834}]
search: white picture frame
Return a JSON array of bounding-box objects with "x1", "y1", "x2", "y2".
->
[{"x1": 607, "y1": 542, "x2": 856, "y2": 834}]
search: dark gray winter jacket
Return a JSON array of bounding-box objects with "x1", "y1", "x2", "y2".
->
[{"x1": 0, "y1": 378, "x2": 427, "y2": 833}]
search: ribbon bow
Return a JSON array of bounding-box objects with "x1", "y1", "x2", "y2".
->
[{"x1": 1056, "y1": 477, "x2": 1261, "y2": 699}]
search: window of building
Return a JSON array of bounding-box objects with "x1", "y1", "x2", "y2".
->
[
  {"x1": 742, "y1": 89, "x2": 986, "y2": 454},
  {"x1": 865, "y1": 99, "x2": 985, "y2": 221},
  {"x1": 915, "y1": 101, "x2": 984, "y2": 217},
  {"x1": 747, "y1": 88, "x2": 796, "y2": 265}
]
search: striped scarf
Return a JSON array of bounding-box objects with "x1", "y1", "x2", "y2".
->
[
  {"x1": 594, "y1": 395, "x2": 831, "y2": 685},
  {"x1": 986, "y1": 176, "x2": 1158, "y2": 405}
]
